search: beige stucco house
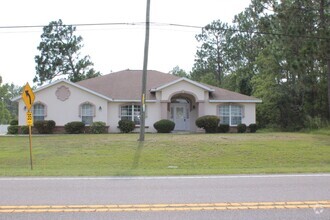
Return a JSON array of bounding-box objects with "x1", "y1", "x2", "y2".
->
[{"x1": 14, "y1": 70, "x2": 261, "y2": 133}]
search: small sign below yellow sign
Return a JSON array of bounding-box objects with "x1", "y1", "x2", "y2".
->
[
  {"x1": 22, "y1": 83, "x2": 35, "y2": 111},
  {"x1": 26, "y1": 112, "x2": 33, "y2": 126}
]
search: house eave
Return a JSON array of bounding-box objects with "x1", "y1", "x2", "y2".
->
[
  {"x1": 209, "y1": 99, "x2": 262, "y2": 103},
  {"x1": 11, "y1": 79, "x2": 113, "y2": 102},
  {"x1": 112, "y1": 99, "x2": 157, "y2": 103},
  {"x1": 150, "y1": 77, "x2": 215, "y2": 92}
]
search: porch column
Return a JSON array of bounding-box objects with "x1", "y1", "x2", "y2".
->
[
  {"x1": 198, "y1": 101, "x2": 205, "y2": 117},
  {"x1": 160, "y1": 102, "x2": 168, "y2": 119}
]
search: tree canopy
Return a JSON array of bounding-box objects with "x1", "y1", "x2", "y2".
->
[
  {"x1": 0, "y1": 75, "x2": 20, "y2": 124},
  {"x1": 34, "y1": 19, "x2": 101, "y2": 85},
  {"x1": 170, "y1": 66, "x2": 190, "y2": 78},
  {"x1": 191, "y1": 0, "x2": 330, "y2": 130}
]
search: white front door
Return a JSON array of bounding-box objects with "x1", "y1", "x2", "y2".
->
[{"x1": 172, "y1": 104, "x2": 189, "y2": 131}]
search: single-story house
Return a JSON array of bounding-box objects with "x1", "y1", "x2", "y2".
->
[{"x1": 14, "y1": 69, "x2": 262, "y2": 133}]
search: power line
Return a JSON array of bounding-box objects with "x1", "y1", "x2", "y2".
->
[
  {"x1": 0, "y1": 21, "x2": 329, "y2": 40},
  {"x1": 0, "y1": 22, "x2": 145, "y2": 29}
]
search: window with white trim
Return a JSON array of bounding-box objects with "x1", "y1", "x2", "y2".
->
[
  {"x1": 219, "y1": 105, "x2": 243, "y2": 126},
  {"x1": 33, "y1": 103, "x2": 46, "y2": 121},
  {"x1": 120, "y1": 105, "x2": 141, "y2": 125},
  {"x1": 81, "y1": 103, "x2": 94, "y2": 125}
]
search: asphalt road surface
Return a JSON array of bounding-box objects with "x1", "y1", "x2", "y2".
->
[{"x1": 0, "y1": 174, "x2": 329, "y2": 220}]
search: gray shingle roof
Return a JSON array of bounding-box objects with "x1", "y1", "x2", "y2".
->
[
  {"x1": 76, "y1": 69, "x2": 261, "y2": 102},
  {"x1": 77, "y1": 69, "x2": 179, "y2": 100}
]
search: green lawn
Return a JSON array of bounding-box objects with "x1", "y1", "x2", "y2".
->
[{"x1": 0, "y1": 130, "x2": 329, "y2": 176}]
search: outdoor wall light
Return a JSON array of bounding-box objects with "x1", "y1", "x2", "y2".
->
[
  {"x1": 99, "y1": 106, "x2": 102, "y2": 111},
  {"x1": 24, "y1": 106, "x2": 27, "y2": 111}
]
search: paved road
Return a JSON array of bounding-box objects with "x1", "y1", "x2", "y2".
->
[{"x1": 0, "y1": 174, "x2": 329, "y2": 220}]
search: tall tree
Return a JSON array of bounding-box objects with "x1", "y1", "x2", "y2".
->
[
  {"x1": 0, "y1": 76, "x2": 19, "y2": 123},
  {"x1": 248, "y1": 0, "x2": 329, "y2": 128},
  {"x1": 34, "y1": 19, "x2": 101, "y2": 85},
  {"x1": 170, "y1": 66, "x2": 190, "y2": 78},
  {"x1": 223, "y1": 5, "x2": 269, "y2": 95},
  {"x1": 193, "y1": 0, "x2": 330, "y2": 129},
  {"x1": 317, "y1": 0, "x2": 330, "y2": 118},
  {"x1": 191, "y1": 20, "x2": 232, "y2": 87}
]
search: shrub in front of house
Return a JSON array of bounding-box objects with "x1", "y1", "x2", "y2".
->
[
  {"x1": 9, "y1": 119, "x2": 18, "y2": 125},
  {"x1": 64, "y1": 121, "x2": 85, "y2": 134},
  {"x1": 34, "y1": 120, "x2": 56, "y2": 134},
  {"x1": 7, "y1": 119, "x2": 19, "y2": 134},
  {"x1": 7, "y1": 125, "x2": 18, "y2": 134},
  {"x1": 248, "y1": 123, "x2": 257, "y2": 133},
  {"x1": 90, "y1": 121, "x2": 107, "y2": 134},
  {"x1": 195, "y1": 115, "x2": 220, "y2": 133},
  {"x1": 20, "y1": 126, "x2": 29, "y2": 134},
  {"x1": 217, "y1": 124, "x2": 230, "y2": 133},
  {"x1": 118, "y1": 119, "x2": 135, "y2": 133},
  {"x1": 153, "y1": 119, "x2": 175, "y2": 133},
  {"x1": 237, "y1": 123, "x2": 247, "y2": 133}
]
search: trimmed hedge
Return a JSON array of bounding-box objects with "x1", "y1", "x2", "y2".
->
[
  {"x1": 118, "y1": 119, "x2": 135, "y2": 133},
  {"x1": 90, "y1": 121, "x2": 107, "y2": 134},
  {"x1": 237, "y1": 123, "x2": 247, "y2": 133},
  {"x1": 153, "y1": 119, "x2": 175, "y2": 133},
  {"x1": 20, "y1": 126, "x2": 29, "y2": 134},
  {"x1": 34, "y1": 120, "x2": 56, "y2": 134},
  {"x1": 218, "y1": 124, "x2": 230, "y2": 133},
  {"x1": 7, "y1": 125, "x2": 18, "y2": 134},
  {"x1": 9, "y1": 119, "x2": 18, "y2": 125},
  {"x1": 195, "y1": 115, "x2": 220, "y2": 133},
  {"x1": 249, "y1": 123, "x2": 257, "y2": 133},
  {"x1": 64, "y1": 121, "x2": 85, "y2": 134}
]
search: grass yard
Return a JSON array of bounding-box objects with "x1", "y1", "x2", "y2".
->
[{"x1": 0, "y1": 130, "x2": 329, "y2": 176}]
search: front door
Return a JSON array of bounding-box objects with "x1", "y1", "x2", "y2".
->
[{"x1": 172, "y1": 104, "x2": 189, "y2": 131}]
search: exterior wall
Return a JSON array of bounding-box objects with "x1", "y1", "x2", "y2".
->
[
  {"x1": 241, "y1": 103, "x2": 256, "y2": 125},
  {"x1": 16, "y1": 80, "x2": 258, "y2": 133},
  {"x1": 159, "y1": 81, "x2": 207, "y2": 102},
  {"x1": 156, "y1": 81, "x2": 209, "y2": 132},
  {"x1": 108, "y1": 102, "x2": 159, "y2": 133},
  {"x1": 205, "y1": 102, "x2": 257, "y2": 126},
  {"x1": 0, "y1": 125, "x2": 9, "y2": 135},
  {"x1": 189, "y1": 107, "x2": 198, "y2": 131},
  {"x1": 18, "y1": 82, "x2": 108, "y2": 127}
]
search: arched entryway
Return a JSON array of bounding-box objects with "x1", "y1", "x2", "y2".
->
[{"x1": 170, "y1": 93, "x2": 197, "y2": 131}]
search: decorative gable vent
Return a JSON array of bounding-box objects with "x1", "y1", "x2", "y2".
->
[{"x1": 55, "y1": 85, "x2": 71, "y2": 101}]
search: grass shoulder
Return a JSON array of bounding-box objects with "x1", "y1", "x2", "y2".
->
[{"x1": 0, "y1": 130, "x2": 329, "y2": 176}]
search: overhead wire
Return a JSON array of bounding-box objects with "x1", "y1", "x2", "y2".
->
[{"x1": 0, "y1": 21, "x2": 329, "y2": 40}]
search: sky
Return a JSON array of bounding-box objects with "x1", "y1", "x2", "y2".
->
[{"x1": 0, "y1": 0, "x2": 251, "y2": 86}]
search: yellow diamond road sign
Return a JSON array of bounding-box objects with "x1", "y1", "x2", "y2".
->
[{"x1": 22, "y1": 83, "x2": 35, "y2": 111}]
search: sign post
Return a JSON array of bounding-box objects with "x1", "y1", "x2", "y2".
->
[{"x1": 22, "y1": 83, "x2": 35, "y2": 170}]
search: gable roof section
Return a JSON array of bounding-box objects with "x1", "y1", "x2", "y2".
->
[
  {"x1": 150, "y1": 77, "x2": 215, "y2": 92},
  {"x1": 202, "y1": 81, "x2": 260, "y2": 103},
  {"x1": 77, "y1": 69, "x2": 181, "y2": 101},
  {"x1": 209, "y1": 86, "x2": 262, "y2": 103},
  {"x1": 12, "y1": 79, "x2": 113, "y2": 102},
  {"x1": 77, "y1": 69, "x2": 261, "y2": 103},
  {"x1": 14, "y1": 70, "x2": 261, "y2": 103}
]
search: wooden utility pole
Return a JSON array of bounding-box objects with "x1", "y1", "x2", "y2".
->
[{"x1": 139, "y1": 0, "x2": 151, "y2": 141}]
